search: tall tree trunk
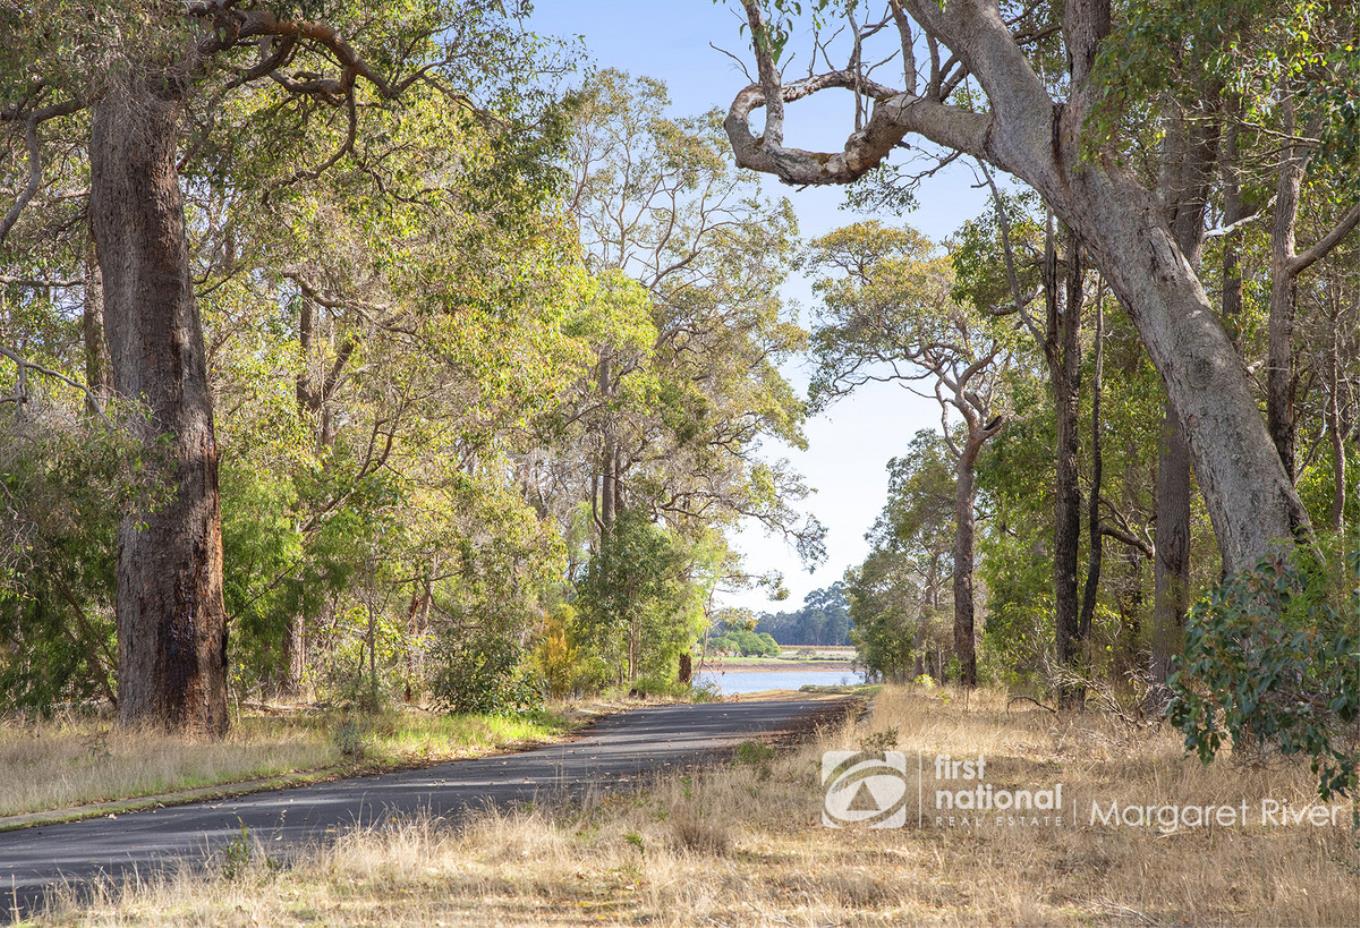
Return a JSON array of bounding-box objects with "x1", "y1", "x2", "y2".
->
[
  {"x1": 1149, "y1": 109, "x2": 1216, "y2": 688},
  {"x1": 1220, "y1": 118, "x2": 1244, "y2": 342},
  {"x1": 1049, "y1": 225, "x2": 1083, "y2": 707},
  {"x1": 81, "y1": 237, "x2": 110, "y2": 414},
  {"x1": 598, "y1": 356, "x2": 617, "y2": 534},
  {"x1": 952, "y1": 443, "x2": 980, "y2": 688},
  {"x1": 1078, "y1": 294, "x2": 1104, "y2": 645},
  {"x1": 1150, "y1": 401, "x2": 1191, "y2": 684},
  {"x1": 280, "y1": 295, "x2": 319, "y2": 698},
  {"x1": 1327, "y1": 321, "x2": 1348, "y2": 532},
  {"x1": 913, "y1": 556, "x2": 938, "y2": 679},
  {"x1": 725, "y1": 0, "x2": 1311, "y2": 574},
  {"x1": 90, "y1": 84, "x2": 228, "y2": 735},
  {"x1": 1268, "y1": 94, "x2": 1305, "y2": 480}
]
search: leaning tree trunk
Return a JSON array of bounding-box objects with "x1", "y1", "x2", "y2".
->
[
  {"x1": 723, "y1": 0, "x2": 1310, "y2": 576},
  {"x1": 90, "y1": 84, "x2": 228, "y2": 735},
  {"x1": 1047, "y1": 160, "x2": 1310, "y2": 576}
]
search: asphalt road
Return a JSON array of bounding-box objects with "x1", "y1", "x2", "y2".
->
[{"x1": 0, "y1": 697, "x2": 849, "y2": 921}]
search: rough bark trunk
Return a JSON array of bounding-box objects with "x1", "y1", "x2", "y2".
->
[
  {"x1": 1268, "y1": 102, "x2": 1304, "y2": 480},
  {"x1": 1150, "y1": 400, "x2": 1191, "y2": 684},
  {"x1": 952, "y1": 445, "x2": 978, "y2": 688},
  {"x1": 1327, "y1": 330, "x2": 1348, "y2": 532},
  {"x1": 1078, "y1": 295, "x2": 1103, "y2": 645},
  {"x1": 1220, "y1": 119, "x2": 1244, "y2": 341},
  {"x1": 280, "y1": 296, "x2": 319, "y2": 698},
  {"x1": 282, "y1": 610, "x2": 306, "y2": 698},
  {"x1": 1049, "y1": 227, "x2": 1083, "y2": 706},
  {"x1": 1148, "y1": 111, "x2": 1216, "y2": 687},
  {"x1": 90, "y1": 84, "x2": 228, "y2": 735},
  {"x1": 914, "y1": 556, "x2": 939, "y2": 679}
]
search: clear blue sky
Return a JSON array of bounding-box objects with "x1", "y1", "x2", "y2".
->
[{"x1": 529, "y1": 2, "x2": 991, "y2": 613}]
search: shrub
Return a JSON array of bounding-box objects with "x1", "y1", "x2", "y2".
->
[
  {"x1": 709, "y1": 628, "x2": 780, "y2": 657},
  {"x1": 428, "y1": 630, "x2": 541, "y2": 715},
  {"x1": 1168, "y1": 541, "x2": 1360, "y2": 800},
  {"x1": 332, "y1": 718, "x2": 368, "y2": 762}
]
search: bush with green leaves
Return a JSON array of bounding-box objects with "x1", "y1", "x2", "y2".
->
[
  {"x1": 427, "y1": 628, "x2": 542, "y2": 715},
  {"x1": 710, "y1": 628, "x2": 780, "y2": 657},
  {"x1": 573, "y1": 510, "x2": 711, "y2": 687},
  {"x1": 0, "y1": 404, "x2": 163, "y2": 713},
  {"x1": 1168, "y1": 540, "x2": 1360, "y2": 800}
]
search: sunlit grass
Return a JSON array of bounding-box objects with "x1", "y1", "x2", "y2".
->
[
  {"x1": 0, "y1": 707, "x2": 570, "y2": 819},
  {"x1": 38, "y1": 685, "x2": 1360, "y2": 927}
]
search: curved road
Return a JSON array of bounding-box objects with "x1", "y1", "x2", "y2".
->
[{"x1": 0, "y1": 697, "x2": 849, "y2": 921}]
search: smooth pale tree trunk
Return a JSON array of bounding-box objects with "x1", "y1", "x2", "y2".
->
[
  {"x1": 725, "y1": 0, "x2": 1311, "y2": 574},
  {"x1": 90, "y1": 84, "x2": 228, "y2": 735},
  {"x1": 1005, "y1": 4, "x2": 1308, "y2": 573}
]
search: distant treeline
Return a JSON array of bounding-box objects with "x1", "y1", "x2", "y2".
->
[{"x1": 755, "y1": 583, "x2": 853, "y2": 646}]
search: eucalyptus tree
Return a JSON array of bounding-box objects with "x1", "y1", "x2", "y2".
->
[
  {"x1": 846, "y1": 430, "x2": 956, "y2": 681},
  {"x1": 717, "y1": 0, "x2": 1317, "y2": 574},
  {"x1": 0, "y1": 0, "x2": 559, "y2": 731},
  {"x1": 562, "y1": 70, "x2": 821, "y2": 561},
  {"x1": 809, "y1": 222, "x2": 1014, "y2": 686}
]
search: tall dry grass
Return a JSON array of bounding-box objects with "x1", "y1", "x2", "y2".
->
[
  {"x1": 34, "y1": 687, "x2": 1360, "y2": 926},
  {"x1": 0, "y1": 708, "x2": 569, "y2": 818}
]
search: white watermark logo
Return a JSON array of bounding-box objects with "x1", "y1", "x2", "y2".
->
[
  {"x1": 821, "y1": 750, "x2": 909, "y2": 828},
  {"x1": 931, "y1": 753, "x2": 1065, "y2": 827},
  {"x1": 820, "y1": 749, "x2": 1348, "y2": 831},
  {"x1": 820, "y1": 750, "x2": 1065, "y2": 828}
]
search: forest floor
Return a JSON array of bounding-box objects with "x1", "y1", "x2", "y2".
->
[
  {"x1": 23, "y1": 685, "x2": 1360, "y2": 926},
  {"x1": 0, "y1": 700, "x2": 633, "y2": 825}
]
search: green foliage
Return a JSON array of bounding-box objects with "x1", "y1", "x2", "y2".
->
[
  {"x1": 331, "y1": 718, "x2": 367, "y2": 763},
  {"x1": 734, "y1": 739, "x2": 776, "y2": 766},
  {"x1": 845, "y1": 431, "x2": 955, "y2": 683},
  {"x1": 1089, "y1": 0, "x2": 1360, "y2": 160},
  {"x1": 710, "y1": 628, "x2": 780, "y2": 657},
  {"x1": 756, "y1": 583, "x2": 853, "y2": 645},
  {"x1": 1168, "y1": 539, "x2": 1360, "y2": 800},
  {"x1": 428, "y1": 629, "x2": 541, "y2": 715},
  {"x1": 0, "y1": 402, "x2": 160, "y2": 713},
  {"x1": 574, "y1": 510, "x2": 711, "y2": 687}
]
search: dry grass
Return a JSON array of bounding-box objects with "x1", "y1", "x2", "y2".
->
[
  {"x1": 0, "y1": 708, "x2": 571, "y2": 819},
  {"x1": 32, "y1": 687, "x2": 1360, "y2": 927}
]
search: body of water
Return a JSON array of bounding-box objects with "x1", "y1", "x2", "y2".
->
[{"x1": 695, "y1": 667, "x2": 866, "y2": 695}]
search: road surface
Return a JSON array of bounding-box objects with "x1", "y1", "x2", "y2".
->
[{"x1": 0, "y1": 697, "x2": 849, "y2": 921}]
